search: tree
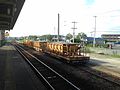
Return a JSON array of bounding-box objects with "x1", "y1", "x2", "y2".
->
[
  {"x1": 66, "y1": 33, "x2": 73, "y2": 40},
  {"x1": 28, "y1": 35, "x2": 38, "y2": 41},
  {"x1": 46, "y1": 34, "x2": 53, "y2": 41},
  {"x1": 76, "y1": 32, "x2": 87, "y2": 41},
  {"x1": 39, "y1": 34, "x2": 53, "y2": 41}
]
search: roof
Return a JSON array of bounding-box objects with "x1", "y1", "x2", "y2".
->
[
  {"x1": 87, "y1": 37, "x2": 104, "y2": 41},
  {"x1": 0, "y1": 0, "x2": 25, "y2": 30},
  {"x1": 101, "y1": 34, "x2": 120, "y2": 36}
]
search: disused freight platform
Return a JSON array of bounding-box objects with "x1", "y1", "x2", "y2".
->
[{"x1": 0, "y1": 44, "x2": 47, "y2": 90}]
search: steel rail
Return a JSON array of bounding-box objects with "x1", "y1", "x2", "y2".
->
[{"x1": 15, "y1": 44, "x2": 80, "y2": 90}]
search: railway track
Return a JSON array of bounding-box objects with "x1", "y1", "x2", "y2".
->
[
  {"x1": 14, "y1": 43, "x2": 120, "y2": 89},
  {"x1": 14, "y1": 44, "x2": 80, "y2": 90}
]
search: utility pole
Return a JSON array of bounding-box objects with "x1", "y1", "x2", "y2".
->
[
  {"x1": 93, "y1": 16, "x2": 97, "y2": 47},
  {"x1": 71, "y1": 21, "x2": 77, "y2": 43},
  {"x1": 57, "y1": 13, "x2": 60, "y2": 42}
]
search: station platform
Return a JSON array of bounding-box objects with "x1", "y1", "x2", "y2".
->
[{"x1": 0, "y1": 44, "x2": 47, "y2": 90}]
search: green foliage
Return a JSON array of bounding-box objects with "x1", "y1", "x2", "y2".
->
[
  {"x1": 84, "y1": 47, "x2": 91, "y2": 53},
  {"x1": 0, "y1": 40, "x2": 6, "y2": 46},
  {"x1": 46, "y1": 34, "x2": 53, "y2": 41},
  {"x1": 28, "y1": 35, "x2": 38, "y2": 41},
  {"x1": 71, "y1": 38, "x2": 81, "y2": 43},
  {"x1": 111, "y1": 54, "x2": 120, "y2": 58},
  {"x1": 86, "y1": 43, "x2": 109, "y2": 48},
  {"x1": 76, "y1": 32, "x2": 87, "y2": 41},
  {"x1": 102, "y1": 44, "x2": 108, "y2": 48},
  {"x1": 39, "y1": 34, "x2": 53, "y2": 41},
  {"x1": 66, "y1": 33, "x2": 73, "y2": 40},
  {"x1": 86, "y1": 44, "x2": 93, "y2": 47},
  {"x1": 66, "y1": 32, "x2": 87, "y2": 43},
  {"x1": 80, "y1": 46, "x2": 91, "y2": 53}
]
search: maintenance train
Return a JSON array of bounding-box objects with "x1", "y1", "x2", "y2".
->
[{"x1": 21, "y1": 40, "x2": 90, "y2": 63}]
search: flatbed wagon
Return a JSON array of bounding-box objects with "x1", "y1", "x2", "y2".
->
[
  {"x1": 22, "y1": 40, "x2": 90, "y2": 63},
  {"x1": 46, "y1": 42, "x2": 90, "y2": 63}
]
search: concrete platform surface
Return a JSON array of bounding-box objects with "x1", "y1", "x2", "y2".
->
[{"x1": 0, "y1": 44, "x2": 47, "y2": 90}]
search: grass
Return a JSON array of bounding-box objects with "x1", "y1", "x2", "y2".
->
[{"x1": 110, "y1": 54, "x2": 120, "y2": 58}]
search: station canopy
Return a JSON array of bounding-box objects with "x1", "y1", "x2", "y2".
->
[{"x1": 0, "y1": 0, "x2": 25, "y2": 30}]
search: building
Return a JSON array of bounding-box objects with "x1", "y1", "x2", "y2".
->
[
  {"x1": 87, "y1": 37, "x2": 104, "y2": 44},
  {"x1": 101, "y1": 34, "x2": 120, "y2": 42},
  {"x1": 52, "y1": 35, "x2": 65, "y2": 42},
  {"x1": 0, "y1": 0, "x2": 25, "y2": 46}
]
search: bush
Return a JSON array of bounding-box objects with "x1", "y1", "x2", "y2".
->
[
  {"x1": 86, "y1": 44, "x2": 93, "y2": 47},
  {"x1": 85, "y1": 47, "x2": 91, "y2": 53},
  {"x1": 81, "y1": 47, "x2": 91, "y2": 53},
  {"x1": 101, "y1": 44, "x2": 108, "y2": 48}
]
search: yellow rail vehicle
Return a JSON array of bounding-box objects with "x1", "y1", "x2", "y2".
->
[
  {"x1": 33, "y1": 41, "x2": 47, "y2": 51},
  {"x1": 22, "y1": 40, "x2": 90, "y2": 63},
  {"x1": 46, "y1": 42, "x2": 89, "y2": 63}
]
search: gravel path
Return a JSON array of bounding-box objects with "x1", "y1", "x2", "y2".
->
[{"x1": 89, "y1": 53, "x2": 120, "y2": 78}]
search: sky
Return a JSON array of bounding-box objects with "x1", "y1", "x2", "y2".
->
[{"x1": 9, "y1": 0, "x2": 120, "y2": 37}]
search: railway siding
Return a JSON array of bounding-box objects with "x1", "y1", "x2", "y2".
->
[
  {"x1": 19, "y1": 43, "x2": 120, "y2": 90},
  {"x1": 15, "y1": 44, "x2": 81, "y2": 90}
]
